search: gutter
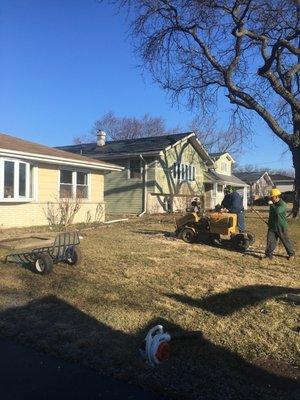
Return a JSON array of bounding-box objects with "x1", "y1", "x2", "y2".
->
[
  {"x1": 0, "y1": 149, "x2": 123, "y2": 172},
  {"x1": 138, "y1": 154, "x2": 148, "y2": 216}
]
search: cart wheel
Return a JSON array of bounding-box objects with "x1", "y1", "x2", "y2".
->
[
  {"x1": 181, "y1": 228, "x2": 196, "y2": 244},
  {"x1": 65, "y1": 246, "x2": 82, "y2": 266},
  {"x1": 34, "y1": 254, "x2": 53, "y2": 275}
]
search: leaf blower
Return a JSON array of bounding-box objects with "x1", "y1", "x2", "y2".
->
[{"x1": 139, "y1": 325, "x2": 202, "y2": 366}]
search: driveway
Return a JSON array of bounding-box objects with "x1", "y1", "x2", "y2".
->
[{"x1": 0, "y1": 338, "x2": 167, "y2": 400}]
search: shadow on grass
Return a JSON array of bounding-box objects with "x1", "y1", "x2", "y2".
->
[
  {"x1": 0, "y1": 295, "x2": 298, "y2": 400},
  {"x1": 165, "y1": 285, "x2": 300, "y2": 316},
  {"x1": 134, "y1": 229, "x2": 174, "y2": 238}
]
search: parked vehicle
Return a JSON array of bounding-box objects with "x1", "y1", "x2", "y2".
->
[{"x1": 281, "y1": 191, "x2": 295, "y2": 203}]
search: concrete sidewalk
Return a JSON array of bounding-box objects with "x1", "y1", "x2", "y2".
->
[{"x1": 0, "y1": 338, "x2": 167, "y2": 400}]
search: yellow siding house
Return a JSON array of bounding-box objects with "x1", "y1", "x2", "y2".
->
[{"x1": 0, "y1": 133, "x2": 122, "y2": 228}]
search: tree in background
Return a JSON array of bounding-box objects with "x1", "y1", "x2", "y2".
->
[
  {"x1": 189, "y1": 115, "x2": 244, "y2": 157},
  {"x1": 113, "y1": 0, "x2": 300, "y2": 216},
  {"x1": 74, "y1": 111, "x2": 242, "y2": 156},
  {"x1": 73, "y1": 111, "x2": 179, "y2": 143},
  {"x1": 93, "y1": 111, "x2": 180, "y2": 140},
  {"x1": 233, "y1": 163, "x2": 295, "y2": 177}
]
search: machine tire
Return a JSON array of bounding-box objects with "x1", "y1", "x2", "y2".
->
[
  {"x1": 247, "y1": 232, "x2": 255, "y2": 246},
  {"x1": 34, "y1": 253, "x2": 54, "y2": 275},
  {"x1": 65, "y1": 246, "x2": 82, "y2": 266},
  {"x1": 232, "y1": 234, "x2": 250, "y2": 252},
  {"x1": 209, "y1": 234, "x2": 222, "y2": 247},
  {"x1": 181, "y1": 228, "x2": 196, "y2": 244}
]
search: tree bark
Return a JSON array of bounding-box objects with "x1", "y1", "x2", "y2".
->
[{"x1": 291, "y1": 145, "x2": 300, "y2": 218}]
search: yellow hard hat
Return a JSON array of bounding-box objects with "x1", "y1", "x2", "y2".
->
[{"x1": 270, "y1": 188, "x2": 281, "y2": 197}]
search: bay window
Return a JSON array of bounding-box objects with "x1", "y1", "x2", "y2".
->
[
  {"x1": 0, "y1": 159, "x2": 33, "y2": 201},
  {"x1": 60, "y1": 170, "x2": 89, "y2": 199}
]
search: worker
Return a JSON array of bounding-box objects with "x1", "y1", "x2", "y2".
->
[
  {"x1": 264, "y1": 188, "x2": 295, "y2": 261},
  {"x1": 190, "y1": 197, "x2": 201, "y2": 213},
  {"x1": 221, "y1": 185, "x2": 245, "y2": 232}
]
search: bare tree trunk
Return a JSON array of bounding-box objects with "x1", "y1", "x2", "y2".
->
[{"x1": 291, "y1": 145, "x2": 300, "y2": 218}]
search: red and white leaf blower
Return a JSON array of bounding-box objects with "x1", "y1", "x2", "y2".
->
[{"x1": 139, "y1": 325, "x2": 202, "y2": 366}]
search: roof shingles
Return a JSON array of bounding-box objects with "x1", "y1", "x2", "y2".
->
[
  {"x1": 0, "y1": 132, "x2": 119, "y2": 170},
  {"x1": 57, "y1": 132, "x2": 193, "y2": 158}
]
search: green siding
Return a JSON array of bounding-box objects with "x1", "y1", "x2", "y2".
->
[
  {"x1": 104, "y1": 160, "x2": 143, "y2": 214},
  {"x1": 103, "y1": 142, "x2": 207, "y2": 214},
  {"x1": 153, "y1": 141, "x2": 206, "y2": 196}
]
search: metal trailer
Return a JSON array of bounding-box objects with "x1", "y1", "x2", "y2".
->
[{"x1": 4, "y1": 231, "x2": 81, "y2": 275}]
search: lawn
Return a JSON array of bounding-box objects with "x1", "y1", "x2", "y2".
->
[{"x1": 0, "y1": 210, "x2": 299, "y2": 400}]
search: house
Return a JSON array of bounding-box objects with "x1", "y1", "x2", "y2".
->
[
  {"x1": 206, "y1": 153, "x2": 249, "y2": 210},
  {"x1": 59, "y1": 132, "x2": 248, "y2": 214},
  {"x1": 0, "y1": 132, "x2": 122, "y2": 228},
  {"x1": 269, "y1": 174, "x2": 295, "y2": 193},
  {"x1": 234, "y1": 171, "x2": 274, "y2": 204}
]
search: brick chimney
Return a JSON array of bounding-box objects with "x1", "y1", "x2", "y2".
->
[{"x1": 97, "y1": 130, "x2": 106, "y2": 147}]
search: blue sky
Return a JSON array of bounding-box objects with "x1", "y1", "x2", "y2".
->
[{"x1": 0, "y1": 0, "x2": 293, "y2": 169}]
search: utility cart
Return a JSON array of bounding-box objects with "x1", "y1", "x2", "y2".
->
[{"x1": 4, "y1": 231, "x2": 81, "y2": 275}]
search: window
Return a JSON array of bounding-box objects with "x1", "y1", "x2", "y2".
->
[
  {"x1": 1, "y1": 159, "x2": 33, "y2": 201},
  {"x1": 60, "y1": 170, "x2": 73, "y2": 198},
  {"x1": 76, "y1": 172, "x2": 88, "y2": 199},
  {"x1": 4, "y1": 161, "x2": 14, "y2": 198},
  {"x1": 60, "y1": 170, "x2": 89, "y2": 199},
  {"x1": 19, "y1": 163, "x2": 26, "y2": 197},
  {"x1": 129, "y1": 160, "x2": 141, "y2": 179},
  {"x1": 221, "y1": 162, "x2": 227, "y2": 173},
  {"x1": 173, "y1": 163, "x2": 177, "y2": 179},
  {"x1": 172, "y1": 163, "x2": 196, "y2": 182},
  {"x1": 217, "y1": 184, "x2": 224, "y2": 193}
]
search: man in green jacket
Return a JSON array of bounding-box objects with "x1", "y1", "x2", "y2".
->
[{"x1": 265, "y1": 188, "x2": 295, "y2": 261}]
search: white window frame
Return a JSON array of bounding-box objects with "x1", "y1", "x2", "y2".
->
[
  {"x1": 0, "y1": 158, "x2": 35, "y2": 202},
  {"x1": 59, "y1": 168, "x2": 90, "y2": 200},
  {"x1": 173, "y1": 163, "x2": 196, "y2": 182},
  {"x1": 221, "y1": 162, "x2": 227, "y2": 173}
]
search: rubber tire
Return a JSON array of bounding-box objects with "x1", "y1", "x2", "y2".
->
[
  {"x1": 181, "y1": 228, "x2": 196, "y2": 244},
  {"x1": 247, "y1": 232, "x2": 255, "y2": 246},
  {"x1": 232, "y1": 235, "x2": 250, "y2": 252},
  {"x1": 209, "y1": 234, "x2": 222, "y2": 247},
  {"x1": 65, "y1": 246, "x2": 82, "y2": 266},
  {"x1": 34, "y1": 253, "x2": 54, "y2": 275}
]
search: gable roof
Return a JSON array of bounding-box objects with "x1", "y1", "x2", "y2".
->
[
  {"x1": 57, "y1": 132, "x2": 214, "y2": 165},
  {"x1": 0, "y1": 132, "x2": 122, "y2": 171},
  {"x1": 210, "y1": 152, "x2": 235, "y2": 162},
  {"x1": 269, "y1": 173, "x2": 295, "y2": 182},
  {"x1": 208, "y1": 170, "x2": 248, "y2": 186},
  {"x1": 234, "y1": 171, "x2": 272, "y2": 184}
]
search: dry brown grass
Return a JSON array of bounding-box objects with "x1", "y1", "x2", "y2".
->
[{"x1": 0, "y1": 210, "x2": 299, "y2": 399}]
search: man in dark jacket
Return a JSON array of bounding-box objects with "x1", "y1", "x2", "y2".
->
[
  {"x1": 265, "y1": 188, "x2": 295, "y2": 261},
  {"x1": 221, "y1": 186, "x2": 245, "y2": 232}
]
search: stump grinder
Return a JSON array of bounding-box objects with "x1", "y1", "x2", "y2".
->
[{"x1": 175, "y1": 209, "x2": 255, "y2": 251}]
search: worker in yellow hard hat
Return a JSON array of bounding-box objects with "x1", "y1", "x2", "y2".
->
[{"x1": 263, "y1": 187, "x2": 295, "y2": 261}]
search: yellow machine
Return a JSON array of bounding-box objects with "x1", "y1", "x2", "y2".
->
[{"x1": 175, "y1": 211, "x2": 254, "y2": 251}]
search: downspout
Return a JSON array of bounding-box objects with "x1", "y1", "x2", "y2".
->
[{"x1": 138, "y1": 154, "x2": 147, "y2": 217}]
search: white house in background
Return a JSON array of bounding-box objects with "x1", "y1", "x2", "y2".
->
[
  {"x1": 204, "y1": 152, "x2": 249, "y2": 210},
  {"x1": 269, "y1": 174, "x2": 295, "y2": 192},
  {"x1": 234, "y1": 171, "x2": 274, "y2": 203}
]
